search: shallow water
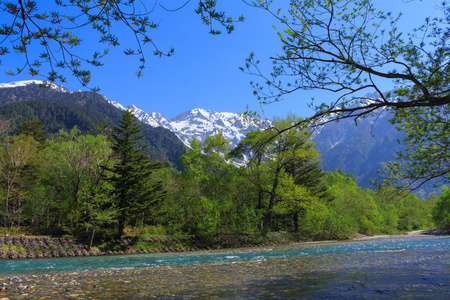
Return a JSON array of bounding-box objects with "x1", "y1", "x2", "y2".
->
[{"x1": 1, "y1": 235, "x2": 449, "y2": 298}]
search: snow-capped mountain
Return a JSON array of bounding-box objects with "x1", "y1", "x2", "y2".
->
[
  {"x1": 116, "y1": 105, "x2": 263, "y2": 148},
  {"x1": 0, "y1": 80, "x2": 262, "y2": 148},
  {"x1": 0, "y1": 80, "x2": 71, "y2": 93},
  {"x1": 107, "y1": 92, "x2": 263, "y2": 148},
  {"x1": 4, "y1": 79, "x2": 432, "y2": 193}
]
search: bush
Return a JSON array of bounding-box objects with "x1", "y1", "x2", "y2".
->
[{"x1": 432, "y1": 187, "x2": 450, "y2": 231}]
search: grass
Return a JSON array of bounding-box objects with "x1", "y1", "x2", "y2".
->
[
  {"x1": 2, "y1": 244, "x2": 26, "y2": 253},
  {"x1": 0, "y1": 226, "x2": 40, "y2": 237},
  {"x1": 124, "y1": 225, "x2": 167, "y2": 237}
]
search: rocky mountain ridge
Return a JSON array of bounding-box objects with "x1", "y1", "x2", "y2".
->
[
  {"x1": 109, "y1": 100, "x2": 263, "y2": 148},
  {"x1": 0, "y1": 80, "x2": 414, "y2": 192},
  {"x1": 0, "y1": 80, "x2": 187, "y2": 165}
]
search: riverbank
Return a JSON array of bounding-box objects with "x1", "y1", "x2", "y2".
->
[
  {"x1": 0, "y1": 233, "x2": 448, "y2": 299},
  {"x1": 352, "y1": 229, "x2": 448, "y2": 241},
  {"x1": 0, "y1": 232, "x2": 312, "y2": 260},
  {"x1": 0, "y1": 230, "x2": 447, "y2": 261}
]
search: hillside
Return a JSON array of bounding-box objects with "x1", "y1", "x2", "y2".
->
[
  {"x1": 0, "y1": 80, "x2": 440, "y2": 196},
  {"x1": 312, "y1": 110, "x2": 404, "y2": 187},
  {"x1": 0, "y1": 81, "x2": 186, "y2": 165}
]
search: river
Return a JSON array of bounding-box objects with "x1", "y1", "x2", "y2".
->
[{"x1": 0, "y1": 234, "x2": 449, "y2": 299}]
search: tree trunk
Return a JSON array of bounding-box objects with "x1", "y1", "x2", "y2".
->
[
  {"x1": 117, "y1": 214, "x2": 125, "y2": 237},
  {"x1": 263, "y1": 166, "x2": 282, "y2": 234},
  {"x1": 293, "y1": 212, "x2": 299, "y2": 232},
  {"x1": 90, "y1": 225, "x2": 96, "y2": 250}
]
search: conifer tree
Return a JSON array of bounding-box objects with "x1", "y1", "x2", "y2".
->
[
  {"x1": 105, "y1": 109, "x2": 166, "y2": 237},
  {"x1": 17, "y1": 120, "x2": 49, "y2": 149}
]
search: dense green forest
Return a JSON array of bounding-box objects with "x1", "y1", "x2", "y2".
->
[
  {"x1": 0, "y1": 85, "x2": 187, "y2": 166},
  {"x1": 0, "y1": 111, "x2": 446, "y2": 243}
]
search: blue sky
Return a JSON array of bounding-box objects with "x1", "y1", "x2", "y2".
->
[{"x1": 0, "y1": 0, "x2": 444, "y2": 120}]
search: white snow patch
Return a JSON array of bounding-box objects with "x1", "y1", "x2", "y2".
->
[{"x1": 0, "y1": 80, "x2": 71, "y2": 93}]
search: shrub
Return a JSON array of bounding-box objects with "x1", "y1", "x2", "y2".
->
[{"x1": 432, "y1": 187, "x2": 450, "y2": 231}]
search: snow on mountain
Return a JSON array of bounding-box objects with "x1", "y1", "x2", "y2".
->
[
  {"x1": 130, "y1": 107, "x2": 262, "y2": 148},
  {"x1": 107, "y1": 99, "x2": 126, "y2": 111},
  {"x1": 128, "y1": 105, "x2": 172, "y2": 129},
  {"x1": 0, "y1": 80, "x2": 262, "y2": 148},
  {"x1": 107, "y1": 102, "x2": 263, "y2": 148},
  {"x1": 0, "y1": 80, "x2": 71, "y2": 93}
]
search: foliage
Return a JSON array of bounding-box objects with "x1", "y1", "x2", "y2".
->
[
  {"x1": 244, "y1": 0, "x2": 450, "y2": 119},
  {"x1": 384, "y1": 105, "x2": 450, "y2": 189},
  {"x1": 229, "y1": 114, "x2": 324, "y2": 234},
  {"x1": 105, "y1": 109, "x2": 167, "y2": 237},
  {"x1": 0, "y1": 114, "x2": 435, "y2": 241},
  {"x1": 17, "y1": 120, "x2": 48, "y2": 148},
  {"x1": 0, "y1": 134, "x2": 41, "y2": 227},
  {"x1": 0, "y1": 87, "x2": 187, "y2": 165},
  {"x1": 0, "y1": 0, "x2": 242, "y2": 88},
  {"x1": 432, "y1": 187, "x2": 450, "y2": 231},
  {"x1": 243, "y1": 0, "x2": 450, "y2": 188}
]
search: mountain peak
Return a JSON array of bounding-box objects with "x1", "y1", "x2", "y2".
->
[
  {"x1": 0, "y1": 80, "x2": 71, "y2": 93},
  {"x1": 111, "y1": 106, "x2": 262, "y2": 148}
]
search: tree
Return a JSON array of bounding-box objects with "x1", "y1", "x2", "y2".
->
[
  {"x1": 105, "y1": 109, "x2": 166, "y2": 237},
  {"x1": 0, "y1": 134, "x2": 40, "y2": 227},
  {"x1": 243, "y1": 0, "x2": 450, "y2": 187},
  {"x1": 231, "y1": 114, "x2": 322, "y2": 234},
  {"x1": 17, "y1": 120, "x2": 48, "y2": 148},
  {"x1": 170, "y1": 134, "x2": 241, "y2": 235},
  {"x1": 432, "y1": 187, "x2": 450, "y2": 231},
  {"x1": 245, "y1": 0, "x2": 449, "y2": 120},
  {"x1": 35, "y1": 127, "x2": 113, "y2": 235},
  {"x1": 0, "y1": 0, "x2": 242, "y2": 88},
  {"x1": 383, "y1": 105, "x2": 450, "y2": 189},
  {"x1": 0, "y1": 116, "x2": 11, "y2": 138}
]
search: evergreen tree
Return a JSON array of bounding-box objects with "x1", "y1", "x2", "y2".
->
[
  {"x1": 17, "y1": 120, "x2": 48, "y2": 149},
  {"x1": 105, "y1": 109, "x2": 167, "y2": 237}
]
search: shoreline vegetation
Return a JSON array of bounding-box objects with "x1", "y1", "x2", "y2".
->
[
  {"x1": 0, "y1": 230, "x2": 447, "y2": 261},
  {"x1": 0, "y1": 115, "x2": 445, "y2": 265}
]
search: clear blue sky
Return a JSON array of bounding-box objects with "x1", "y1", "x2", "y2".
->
[{"x1": 0, "y1": 0, "x2": 444, "y2": 120}]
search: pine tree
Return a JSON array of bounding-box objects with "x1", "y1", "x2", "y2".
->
[
  {"x1": 17, "y1": 120, "x2": 48, "y2": 149},
  {"x1": 105, "y1": 109, "x2": 166, "y2": 237}
]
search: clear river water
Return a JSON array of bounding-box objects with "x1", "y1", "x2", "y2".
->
[{"x1": 0, "y1": 234, "x2": 449, "y2": 298}]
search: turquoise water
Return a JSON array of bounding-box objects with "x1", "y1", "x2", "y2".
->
[
  {"x1": 0, "y1": 235, "x2": 448, "y2": 276},
  {"x1": 0, "y1": 235, "x2": 449, "y2": 298}
]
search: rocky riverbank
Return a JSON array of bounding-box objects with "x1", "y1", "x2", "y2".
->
[
  {"x1": 1, "y1": 230, "x2": 447, "y2": 261},
  {"x1": 0, "y1": 232, "x2": 305, "y2": 260},
  {"x1": 0, "y1": 233, "x2": 448, "y2": 299}
]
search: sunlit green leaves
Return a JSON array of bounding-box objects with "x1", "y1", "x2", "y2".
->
[
  {"x1": 382, "y1": 104, "x2": 450, "y2": 189},
  {"x1": 242, "y1": 0, "x2": 450, "y2": 188},
  {"x1": 243, "y1": 0, "x2": 449, "y2": 121}
]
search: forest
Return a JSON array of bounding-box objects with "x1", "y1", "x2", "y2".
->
[{"x1": 0, "y1": 109, "x2": 447, "y2": 246}]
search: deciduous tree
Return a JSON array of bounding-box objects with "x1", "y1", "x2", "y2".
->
[
  {"x1": 0, "y1": 0, "x2": 242, "y2": 88},
  {"x1": 0, "y1": 134, "x2": 40, "y2": 227},
  {"x1": 432, "y1": 187, "x2": 450, "y2": 231},
  {"x1": 243, "y1": 0, "x2": 450, "y2": 188}
]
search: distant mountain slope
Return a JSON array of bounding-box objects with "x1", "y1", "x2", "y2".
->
[
  {"x1": 0, "y1": 81, "x2": 186, "y2": 165},
  {"x1": 312, "y1": 111, "x2": 404, "y2": 187},
  {"x1": 0, "y1": 80, "x2": 438, "y2": 196}
]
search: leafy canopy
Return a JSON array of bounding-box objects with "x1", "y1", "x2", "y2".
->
[
  {"x1": 242, "y1": 0, "x2": 449, "y2": 188},
  {"x1": 243, "y1": 0, "x2": 450, "y2": 124},
  {"x1": 0, "y1": 0, "x2": 243, "y2": 90}
]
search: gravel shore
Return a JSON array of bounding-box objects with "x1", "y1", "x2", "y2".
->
[{"x1": 0, "y1": 231, "x2": 447, "y2": 299}]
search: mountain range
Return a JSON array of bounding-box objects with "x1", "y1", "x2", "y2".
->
[
  {"x1": 0, "y1": 80, "x2": 426, "y2": 195},
  {"x1": 0, "y1": 80, "x2": 187, "y2": 166},
  {"x1": 108, "y1": 101, "x2": 262, "y2": 148}
]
